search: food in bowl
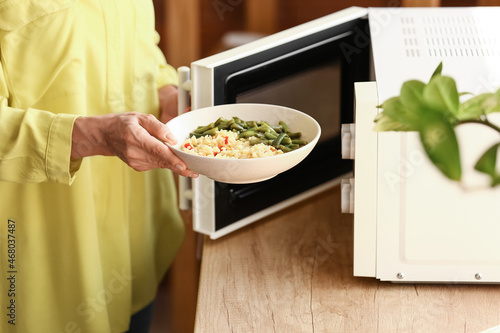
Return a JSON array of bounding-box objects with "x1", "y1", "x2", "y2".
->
[
  {"x1": 181, "y1": 117, "x2": 308, "y2": 159},
  {"x1": 182, "y1": 129, "x2": 283, "y2": 158}
]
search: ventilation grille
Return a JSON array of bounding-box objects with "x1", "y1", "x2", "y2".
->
[{"x1": 400, "y1": 15, "x2": 500, "y2": 58}]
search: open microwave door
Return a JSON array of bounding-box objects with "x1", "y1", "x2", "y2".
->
[{"x1": 181, "y1": 6, "x2": 371, "y2": 239}]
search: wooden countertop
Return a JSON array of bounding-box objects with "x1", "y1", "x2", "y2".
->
[{"x1": 195, "y1": 185, "x2": 500, "y2": 332}]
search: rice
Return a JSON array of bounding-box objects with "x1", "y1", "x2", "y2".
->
[{"x1": 181, "y1": 129, "x2": 283, "y2": 159}]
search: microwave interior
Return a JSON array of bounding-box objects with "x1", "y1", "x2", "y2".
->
[{"x1": 202, "y1": 15, "x2": 372, "y2": 233}]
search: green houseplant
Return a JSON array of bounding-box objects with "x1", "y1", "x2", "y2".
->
[{"x1": 375, "y1": 62, "x2": 500, "y2": 187}]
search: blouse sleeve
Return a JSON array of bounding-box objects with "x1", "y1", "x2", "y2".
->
[
  {"x1": 0, "y1": 61, "x2": 81, "y2": 185},
  {"x1": 153, "y1": 31, "x2": 179, "y2": 89}
]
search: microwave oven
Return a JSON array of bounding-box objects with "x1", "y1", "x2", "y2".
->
[{"x1": 176, "y1": 6, "x2": 500, "y2": 283}]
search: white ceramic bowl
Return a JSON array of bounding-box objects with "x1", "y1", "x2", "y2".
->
[{"x1": 165, "y1": 103, "x2": 321, "y2": 184}]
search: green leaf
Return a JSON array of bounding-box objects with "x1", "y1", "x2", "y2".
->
[
  {"x1": 456, "y1": 93, "x2": 500, "y2": 121},
  {"x1": 456, "y1": 93, "x2": 493, "y2": 121},
  {"x1": 374, "y1": 97, "x2": 420, "y2": 131},
  {"x1": 482, "y1": 93, "x2": 500, "y2": 114},
  {"x1": 373, "y1": 112, "x2": 416, "y2": 132},
  {"x1": 419, "y1": 111, "x2": 461, "y2": 181},
  {"x1": 475, "y1": 143, "x2": 498, "y2": 175},
  {"x1": 423, "y1": 75, "x2": 460, "y2": 115},
  {"x1": 430, "y1": 62, "x2": 443, "y2": 79},
  {"x1": 400, "y1": 80, "x2": 426, "y2": 111},
  {"x1": 474, "y1": 143, "x2": 500, "y2": 186}
]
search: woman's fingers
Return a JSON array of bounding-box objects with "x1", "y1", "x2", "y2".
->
[
  {"x1": 135, "y1": 114, "x2": 199, "y2": 177},
  {"x1": 133, "y1": 129, "x2": 193, "y2": 175},
  {"x1": 126, "y1": 115, "x2": 198, "y2": 177},
  {"x1": 138, "y1": 113, "x2": 177, "y2": 145}
]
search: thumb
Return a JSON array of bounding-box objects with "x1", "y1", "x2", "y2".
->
[
  {"x1": 160, "y1": 124, "x2": 177, "y2": 145},
  {"x1": 140, "y1": 114, "x2": 177, "y2": 145}
]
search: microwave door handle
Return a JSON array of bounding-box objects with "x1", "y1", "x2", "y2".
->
[
  {"x1": 177, "y1": 66, "x2": 193, "y2": 210},
  {"x1": 178, "y1": 66, "x2": 191, "y2": 116}
]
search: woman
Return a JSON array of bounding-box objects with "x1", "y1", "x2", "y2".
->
[{"x1": 0, "y1": 1, "x2": 197, "y2": 332}]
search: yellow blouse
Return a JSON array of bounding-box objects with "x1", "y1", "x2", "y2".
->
[{"x1": 0, "y1": 1, "x2": 184, "y2": 332}]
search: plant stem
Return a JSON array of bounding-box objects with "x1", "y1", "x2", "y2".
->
[{"x1": 457, "y1": 119, "x2": 500, "y2": 134}]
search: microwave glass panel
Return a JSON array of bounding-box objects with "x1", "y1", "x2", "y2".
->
[{"x1": 236, "y1": 59, "x2": 341, "y2": 142}]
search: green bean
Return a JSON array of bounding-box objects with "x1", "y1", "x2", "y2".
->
[
  {"x1": 264, "y1": 132, "x2": 278, "y2": 140},
  {"x1": 218, "y1": 118, "x2": 234, "y2": 130},
  {"x1": 232, "y1": 117, "x2": 245, "y2": 126},
  {"x1": 291, "y1": 139, "x2": 308, "y2": 145},
  {"x1": 239, "y1": 130, "x2": 257, "y2": 138},
  {"x1": 202, "y1": 127, "x2": 219, "y2": 136},
  {"x1": 256, "y1": 125, "x2": 270, "y2": 133},
  {"x1": 189, "y1": 132, "x2": 204, "y2": 138},
  {"x1": 278, "y1": 144, "x2": 293, "y2": 152},
  {"x1": 246, "y1": 120, "x2": 258, "y2": 128},
  {"x1": 230, "y1": 123, "x2": 245, "y2": 131},
  {"x1": 272, "y1": 125, "x2": 283, "y2": 133},
  {"x1": 214, "y1": 117, "x2": 227, "y2": 126},
  {"x1": 272, "y1": 132, "x2": 287, "y2": 147},
  {"x1": 194, "y1": 122, "x2": 215, "y2": 134},
  {"x1": 261, "y1": 124, "x2": 278, "y2": 135},
  {"x1": 279, "y1": 121, "x2": 291, "y2": 133},
  {"x1": 288, "y1": 132, "x2": 302, "y2": 139},
  {"x1": 281, "y1": 137, "x2": 292, "y2": 145}
]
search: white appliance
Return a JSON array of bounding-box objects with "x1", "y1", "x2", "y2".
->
[{"x1": 177, "y1": 6, "x2": 500, "y2": 283}]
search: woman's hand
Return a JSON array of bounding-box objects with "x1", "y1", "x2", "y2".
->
[
  {"x1": 158, "y1": 84, "x2": 191, "y2": 124},
  {"x1": 71, "y1": 112, "x2": 198, "y2": 178},
  {"x1": 158, "y1": 84, "x2": 179, "y2": 124}
]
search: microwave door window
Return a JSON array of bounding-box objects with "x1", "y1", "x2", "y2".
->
[{"x1": 236, "y1": 59, "x2": 341, "y2": 143}]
